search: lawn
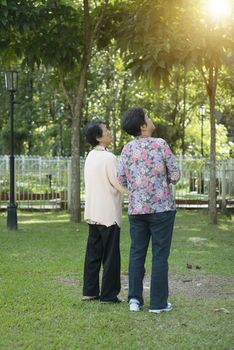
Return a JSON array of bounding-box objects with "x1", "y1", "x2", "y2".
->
[{"x1": 0, "y1": 210, "x2": 233, "y2": 350}]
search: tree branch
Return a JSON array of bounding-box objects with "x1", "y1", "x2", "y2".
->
[
  {"x1": 200, "y1": 67, "x2": 209, "y2": 92},
  {"x1": 59, "y1": 72, "x2": 74, "y2": 114},
  {"x1": 213, "y1": 67, "x2": 218, "y2": 96}
]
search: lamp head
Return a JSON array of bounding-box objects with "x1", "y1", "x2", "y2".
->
[
  {"x1": 199, "y1": 105, "x2": 206, "y2": 116},
  {"x1": 5, "y1": 71, "x2": 18, "y2": 92}
]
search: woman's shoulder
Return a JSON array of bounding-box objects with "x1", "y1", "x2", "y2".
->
[
  {"x1": 149, "y1": 137, "x2": 168, "y2": 147},
  {"x1": 149, "y1": 137, "x2": 166, "y2": 143},
  {"x1": 103, "y1": 150, "x2": 118, "y2": 162}
]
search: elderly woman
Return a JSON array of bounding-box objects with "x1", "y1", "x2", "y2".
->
[
  {"x1": 117, "y1": 108, "x2": 180, "y2": 313},
  {"x1": 82, "y1": 119, "x2": 125, "y2": 303}
]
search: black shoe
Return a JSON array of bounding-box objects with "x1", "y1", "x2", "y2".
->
[{"x1": 100, "y1": 297, "x2": 123, "y2": 304}]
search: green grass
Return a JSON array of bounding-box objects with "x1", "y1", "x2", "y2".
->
[{"x1": 0, "y1": 210, "x2": 233, "y2": 350}]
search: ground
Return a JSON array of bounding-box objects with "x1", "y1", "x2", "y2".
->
[
  {"x1": 123, "y1": 274, "x2": 234, "y2": 301},
  {"x1": 57, "y1": 274, "x2": 234, "y2": 301}
]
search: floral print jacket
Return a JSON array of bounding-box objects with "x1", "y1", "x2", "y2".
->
[{"x1": 117, "y1": 137, "x2": 180, "y2": 215}]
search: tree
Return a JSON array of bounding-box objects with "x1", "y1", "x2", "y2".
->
[
  {"x1": 1, "y1": 0, "x2": 232, "y2": 225},
  {"x1": 0, "y1": 0, "x2": 113, "y2": 222},
  {"x1": 58, "y1": 0, "x2": 110, "y2": 222},
  {"x1": 115, "y1": 0, "x2": 234, "y2": 224}
]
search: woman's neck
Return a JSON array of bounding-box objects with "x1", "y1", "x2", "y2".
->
[
  {"x1": 95, "y1": 144, "x2": 107, "y2": 150},
  {"x1": 138, "y1": 132, "x2": 152, "y2": 138}
]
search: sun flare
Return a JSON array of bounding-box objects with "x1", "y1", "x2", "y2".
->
[{"x1": 206, "y1": 0, "x2": 231, "y2": 20}]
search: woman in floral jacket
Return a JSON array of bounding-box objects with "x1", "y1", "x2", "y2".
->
[{"x1": 117, "y1": 107, "x2": 180, "y2": 313}]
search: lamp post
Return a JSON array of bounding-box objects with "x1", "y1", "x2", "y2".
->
[
  {"x1": 5, "y1": 70, "x2": 18, "y2": 230},
  {"x1": 199, "y1": 105, "x2": 205, "y2": 157}
]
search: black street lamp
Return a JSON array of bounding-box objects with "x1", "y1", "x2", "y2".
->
[
  {"x1": 5, "y1": 70, "x2": 18, "y2": 230},
  {"x1": 199, "y1": 105, "x2": 205, "y2": 157}
]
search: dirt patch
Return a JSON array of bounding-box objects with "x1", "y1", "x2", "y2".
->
[
  {"x1": 56, "y1": 274, "x2": 234, "y2": 300},
  {"x1": 121, "y1": 274, "x2": 234, "y2": 300}
]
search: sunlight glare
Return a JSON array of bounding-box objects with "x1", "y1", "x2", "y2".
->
[{"x1": 206, "y1": 0, "x2": 231, "y2": 20}]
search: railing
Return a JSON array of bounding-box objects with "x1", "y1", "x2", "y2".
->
[
  {"x1": 173, "y1": 157, "x2": 234, "y2": 209},
  {"x1": 0, "y1": 155, "x2": 233, "y2": 210},
  {"x1": 0, "y1": 156, "x2": 74, "y2": 210}
]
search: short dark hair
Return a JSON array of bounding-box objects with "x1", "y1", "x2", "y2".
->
[
  {"x1": 121, "y1": 108, "x2": 146, "y2": 136},
  {"x1": 84, "y1": 119, "x2": 105, "y2": 147}
]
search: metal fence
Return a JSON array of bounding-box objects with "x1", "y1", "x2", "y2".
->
[
  {"x1": 174, "y1": 157, "x2": 234, "y2": 209},
  {"x1": 0, "y1": 156, "x2": 73, "y2": 210},
  {"x1": 0, "y1": 155, "x2": 233, "y2": 210}
]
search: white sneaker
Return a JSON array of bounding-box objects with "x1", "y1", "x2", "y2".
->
[
  {"x1": 129, "y1": 298, "x2": 141, "y2": 312},
  {"x1": 149, "y1": 303, "x2": 172, "y2": 314}
]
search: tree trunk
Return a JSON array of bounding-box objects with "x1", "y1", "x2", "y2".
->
[
  {"x1": 182, "y1": 69, "x2": 186, "y2": 155},
  {"x1": 200, "y1": 66, "x2": 218, "y2": 224},
  {"x1": 207, "y1": 67, "x2": 218, "y2": 224},
  {"x1": 112, "y1": 111, "x2": 117, "y2": 154},
  {"x1": 70, "y1": 0, "x2": 93, "y2": 223},
  {"x1": 28, "y1": 70, "x2": 34, "y2": 153},
  {"x1": 70, "y1": 105, "x2": 81, "y2": 222},
  {"x1": 61, "y1": 0, "x2": 107, "y2": 222},
  {"x1": 208, "y1": 90, "x2": 217, "y2": 224},
  {"x1": 70, "y1": 58, "x2": 92, "y2": 222}
]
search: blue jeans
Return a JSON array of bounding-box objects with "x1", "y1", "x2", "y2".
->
[{"x1": 128, "y1": 211, "x2": 176, "y2": 309}]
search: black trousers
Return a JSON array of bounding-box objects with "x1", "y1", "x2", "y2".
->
[{"x1": 83, "y1": 224, "x2": 121, "y2": 302}]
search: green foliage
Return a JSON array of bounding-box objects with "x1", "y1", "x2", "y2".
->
[
  {"x1": 0, "y1": 1, "x2": 233, "y2": 157},
  {"x1": 0, "y1": 1, "x2": 84, "y2": 70},
  {"x1": 185, "y1": 115, "x2": 231, "y2": 158},
  {"x1": 0, "y1": 67, "x2": 72, "y2": 156},
  {"x1": 115, "y1": 0, "x2": 234, "y2": 87},
  {"x1": 0, "y1": 52, "x2": 232, "y2": 156}
]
